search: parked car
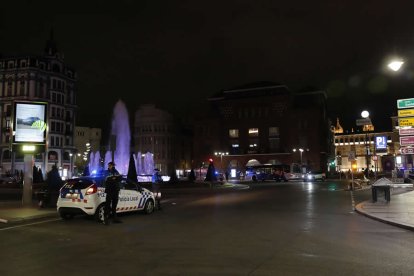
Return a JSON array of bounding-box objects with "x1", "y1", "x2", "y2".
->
[
  {"x1": 17, "y1": 116, "x2": 41, "y2": 125},
  {"x1": 57, "y1": 176, "x2": 156, "y2": 221},
  {"x1": 303, "y1": 171, "x2": 326, "y2": 182},
  {"x1": 0, "y1": 176, "x2": 22, "y2": 189}
]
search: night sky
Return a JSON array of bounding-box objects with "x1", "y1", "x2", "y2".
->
[{"x1": 2, "y1": 0, "x2": 414, "y2": 133}]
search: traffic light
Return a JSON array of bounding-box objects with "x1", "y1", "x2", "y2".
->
[{"x1": 351, "y1": 161, "x2": 357, "y2": 171}]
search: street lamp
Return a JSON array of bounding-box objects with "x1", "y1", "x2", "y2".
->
[
  {"x1": 388, "y1": 59, "x2": 404, "y2": 72},
  {"x1": 293, "y1": 148, "x2": 309, "y2": 173},
  {"x1": 361, "y1": 110, "x2": 371, "y2": 176},
  {"x1": 69, "y1": 153, "x2": 73, "y2": 178},
  {"x1": 292, "y1": 148, "x2": 308, "y2": 165},
  {"x1": 214, "y1": 152, "x2": 228, "y2": 171}
]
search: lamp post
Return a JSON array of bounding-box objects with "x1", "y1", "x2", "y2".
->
[
  {"x1": 69, "y1": 153, "x2": 73, "y2": 178},
  {"x1": 361, "y1": 110, "x2": 371, "y2": 177},
  {"x1": 293, "y1": 148, "x2": 309, "y2": 173},
  {"x1": 214, "y1": 152, "x2": 228, "y2": 171}
]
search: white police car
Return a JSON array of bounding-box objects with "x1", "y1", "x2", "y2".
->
[{"x1": 56, "y1": 176, "x2": 156, "y2": 221}]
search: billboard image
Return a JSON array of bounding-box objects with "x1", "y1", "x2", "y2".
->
[
  {"x1": 13, "y1": 102, "x2": 47, "y2": 144},
  {"x1": 375, "y1": 136, "x2": 387, "y2": 151}
]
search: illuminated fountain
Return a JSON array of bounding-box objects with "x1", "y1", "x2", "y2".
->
[
  {"x1": 88, "y1": 100, "x2": 154, "y2": 180},
  {"x1": 110, "y1": 100, "x2": 130, "y2": 175}
]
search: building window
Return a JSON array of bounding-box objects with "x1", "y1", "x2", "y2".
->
[
  {"x1": 3, "y1": 150, "x2": 12, "y2": 160},
  {"x1": 7, "y1": 80, "x2": 12, "y2": 96},
  {"x1": 19, "y1": 80, "x2": 25, "y2": 96},
  {"x1": 48, "y1": 151, "x2": 58, "y2": 161},
  {"x1": 229, "y1": 129, "x2": 239, "y2": 138},
  {"x1": 269, "y1": 127, "x2": 279, "y2": 136},
  {"x1": 269, "y1": 138, "x2": 280, "y2": 151},
  {"x1": 248, "y1": 140, "x2": 259, "y2": 153},
  {"x1": 248, "y1": 128, "x2": 259, "y2": 137}
]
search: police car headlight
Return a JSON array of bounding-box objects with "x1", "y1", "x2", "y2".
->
[{"x1": 307, "y1": 175, "x2": 312, "y2": 180}]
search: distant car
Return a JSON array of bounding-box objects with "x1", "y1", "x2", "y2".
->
[
  {"x1": 0, "y1": 176, "x2": 22, "y2": 189},
  {"x1": 17, "y1": 116, "x2": 41, "y2": 125},
  {"x1": 56, "y1": 176, "x2": 156, "y2": 221},
  {"x1": 304, "y1": 171, "x2": 326, "y2": 182}
]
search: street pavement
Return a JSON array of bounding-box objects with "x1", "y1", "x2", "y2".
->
[
  {"x1": 0, "y1": 181, "x2": 246, "y2": 224},
  {"x1": 1, "y1": 180, "x2": 414, "y2": 231}
]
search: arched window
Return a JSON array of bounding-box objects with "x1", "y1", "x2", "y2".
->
[
  {"x1": 3, "y1": 150, "x2": 11, "y2": 161},
  {"x1": 48, "y1": 151, "x2": 58, "y2": 161},
  {"x1": 52, "y1": 64, "x2": 61, "y2": 73},
  {"x1": 63, "y1": 152, "x2": 70, "y2": 161}
]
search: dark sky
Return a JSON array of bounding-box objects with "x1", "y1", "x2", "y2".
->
[{"x1": 2, "y1": 0, "x2": 414, "y2": 132}]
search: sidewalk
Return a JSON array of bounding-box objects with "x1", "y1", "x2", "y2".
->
[
  {"x1": 0, "y1": 201, "x2": 58, "y2": 224},
  {"x1": 355, "y1": 189, "x2": 414, "y2": 231}
]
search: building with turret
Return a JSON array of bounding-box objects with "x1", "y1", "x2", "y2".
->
[{"x1": 0, "y1": 31, "x2": 77, "y2": 178}]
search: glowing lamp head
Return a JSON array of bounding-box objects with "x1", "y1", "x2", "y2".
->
[
  {"x1": 388, "y1": 60, "x2": 404, "y2": 72},
  {"x1": 361, "y1": 110, "x2": 369, "y2": 118},
  {"x1": 22, "y1": 145, "x2": 36, "y2": 152}
]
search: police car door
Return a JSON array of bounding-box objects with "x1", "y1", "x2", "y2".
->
[{"x1": 122, "y1": 179, "x2": 143, "y2": 212}]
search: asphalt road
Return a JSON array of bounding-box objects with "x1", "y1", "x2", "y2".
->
[{"x1": 1, "y1": 180, "x2": 414, "y2": 275}]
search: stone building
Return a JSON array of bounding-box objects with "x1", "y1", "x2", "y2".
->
[
  {"x1": 0, "y1": 32, "x2": 77, "y2": 178},
  {"x1": 193, "y1": 82, "x2": 331, "y2": 178},
  {"x1": 332, "y1": 117, "x2": 400, "y2": 174}
]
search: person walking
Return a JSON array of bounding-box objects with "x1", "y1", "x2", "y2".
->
[
  {"x1": 152, "y1": 169, "x2": 162, "y2": 210},
  {"x1": 103, "y1": 162, "x2": 122, "y2": 225}
]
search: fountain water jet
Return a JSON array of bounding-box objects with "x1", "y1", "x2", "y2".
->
[
  {"x1": 110, "y1": 100, "x2": 131, "y2": 175},
  {"x1": 86, "y1": 100, "x2": 155, "y2": 180}
]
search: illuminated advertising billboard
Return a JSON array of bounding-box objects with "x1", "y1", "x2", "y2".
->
[
  {"x1": 375, "y1": 136, "x2": 387, "y2": 151},
  {"x1": 13, "y1": 102, "x2": 47, "y2": 144}
]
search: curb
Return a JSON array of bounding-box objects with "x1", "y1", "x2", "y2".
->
[
  {"x1": 354, "y1": 202, "x2": 414, "y2": 231},
  {"x1": 0, "y1": 212, "x2": 59, "y2": 224}
]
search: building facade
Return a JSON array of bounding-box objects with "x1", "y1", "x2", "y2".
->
[
  {"x1": 0, "y1": 34, "x2": 77, "y2": 178},
  {"x1": 133, "y1": 105, "x2": 177, "y2": 175},
  {"x1": 332, "y1": 117, "x2": 400, "y2": 174},
  {"x1": 193, "y1": 82, "x2": 331, "y2": 178},
  {"x1": 73, "y1": 126, "x2": 102, "y2": 174}
]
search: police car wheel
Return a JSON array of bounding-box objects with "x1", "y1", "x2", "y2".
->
[
  {"x1": 95, "y1": 204, "x2": 106, "y2": 222},
  {"x1": 144, "y1": 200, "x2": 155, "y2": 214}
]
